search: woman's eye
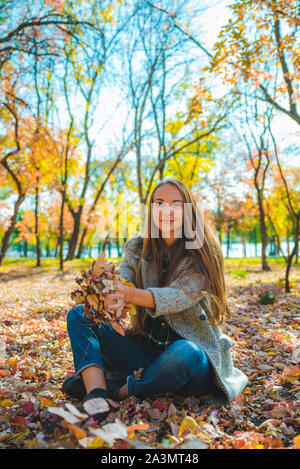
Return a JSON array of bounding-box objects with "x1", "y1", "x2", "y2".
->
[
  {"x1": 170, "y1": 203, "x2": 182, "y2": 209},
  {"x1": 153, "y1": 201, "x2": 182, "y2": 209}
]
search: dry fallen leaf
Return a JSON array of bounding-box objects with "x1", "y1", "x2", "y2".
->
[
  {"x1": 90, "y1": 422, "x2": 128, "y2": 445},
  {"x1": 0, "y1": 257, "x2": 299, "y2": 449}
]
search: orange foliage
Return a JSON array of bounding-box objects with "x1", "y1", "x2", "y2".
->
[{"x1": 209, "y1": 0, "x2": 299, "y2": 99}]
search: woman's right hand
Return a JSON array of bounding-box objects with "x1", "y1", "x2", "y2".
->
[{"x1": 104, "y1": 292, "x2": 126, "y2": 319}]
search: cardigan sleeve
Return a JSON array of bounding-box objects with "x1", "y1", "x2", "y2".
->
[
  {"x1": 118, "y1": 254, "x2": 136, "y2": 285},
  {"x1": 145, "y1": 259, "x2": 208, "y2": 318},
  {"x1": 117, "y1": 236, "x2": 144, "y2": 285}
]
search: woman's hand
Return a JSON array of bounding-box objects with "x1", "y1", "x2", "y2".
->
[
  {"x1": 114, "y1": 281, "x2": 135, "y2": 302},
  {"x1": 104, "y1": 292, "x2": 125, "y2": 319},
  {"x1": 104, "y1": 282, "x2": 134, "y2": 319},
  {"x1": 105, "y1": 281, "x2": 155, "y2": 310}
]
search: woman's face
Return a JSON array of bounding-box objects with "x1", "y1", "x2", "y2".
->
[{"x1": 151, "y1": 184, "x2": 184, "y2": 238}]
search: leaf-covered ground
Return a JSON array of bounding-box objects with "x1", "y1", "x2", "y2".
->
[{"x1": 0, "y1": 258, "x2": 299, "y2": 450}]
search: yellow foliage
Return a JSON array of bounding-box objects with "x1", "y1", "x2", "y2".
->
[
  {"x1": 177, "y1": 415, "x2": 198, "y2": 439},
  {"x1": 1, "y1": 399, "x2": 14, "y2": 407}
]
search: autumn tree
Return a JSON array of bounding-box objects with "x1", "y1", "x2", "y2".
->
[
  {"x1": 0, "y1": 0, "x2": 124, "y2": 264},
  {"x1": 117, "y1": 0, "x2": 226, "y2": 232},
  {"x1": 266, "y1": 169, "x2": 296, "y2": 260},
  {"x1": 0, "y1": 81, "x2": 27, "y2": 264},
  {"x1": 0, "y1": 0, "x2": 107, "y2": 72},
  {"x1": 208, "y1": 0, "x2": 300, "y2": 126},
  {"x1": 237, "y1": 98, "x2": 275, "y2": 270},
  {"x1": 163, "y1": 118, "x2": 219, "y2": 187},
  {"x1": 267, "y1": 130, "x2": 300, "y2": 291},
  {"x1": 57, "y1": 2, "x2": 136, "y2": 261},
  {"x1": 207, "y1": 163, "x2": 242, "y2": 249}
]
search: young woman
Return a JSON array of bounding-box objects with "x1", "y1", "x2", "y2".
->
[{"x1": 62, "y1": 178, "x2": 248, "y2": 423}]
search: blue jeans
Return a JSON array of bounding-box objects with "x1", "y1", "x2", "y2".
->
[{"x1": 66, "y1": 304, "x2": 215, "y2": 400}]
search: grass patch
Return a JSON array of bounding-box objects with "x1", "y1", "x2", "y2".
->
[
  {"x1": 0, "y1": 257, "x2": 123, "y2": 273},
  {"x1": 231, "y1": 268, "x2": 247, "y2": 279},
  {"x1": 0, "y1": 256, "x2": 295, "y2": 279},
  {"x1": 224, "y1": 257, "x2": 287, "y2": 269},
  {"x1": 258, "y1": 290, "x2": 278, "y2": 304}
]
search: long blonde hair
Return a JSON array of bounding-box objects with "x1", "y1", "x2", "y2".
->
[{"x1": 130, "y1": 178, "x2": 230, "y2": 336}]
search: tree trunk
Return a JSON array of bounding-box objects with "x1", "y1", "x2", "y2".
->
[
  {"x1": 102, "y1": 234, "x2": 110, "y2": 255},
  {"x1": 226, "y1": 227, "x2": 230, "y2": 258},
  {"x1": 34, "y1": 183, "x2": 41, "y2": 267},
  {"x1": 285, "y1": 215, "x2": 300, "y2": 292},
  {"x1": 218, "y1": 228, "x2": 223, "y2": 245},
  {"x1": 0, "y1": 193, "x2": 25, "y2": 265},
  {"x1": 243, "y1": 238, "x2": 247, "y2": 258},
  {"x1": 159, "y1": 162, "x2": 165, "y2": 181},
  {"x1": 269, "y1": 236, "x2": 275, "y2": 256},
  {"x1": 24, "y1": 240, "x2": 28, "y2": 258},
  {"x1": 76, "y1": 224, "x2": 87, "y2": 259},
  {"x1": 257, "y1": 190, "x2": 271, "y2": 271},
  {"x1": 66, "y1": 210, "x2": 82, "y2": 260},
  {"x1": 116, "y1": 236, "x2": 121, "y2": 257},
  {"x1": 59, "y1": 189, "x2": 66, "y2": 270},
  {"x1": 276, "y1": 238, "x2": 280, "y2": 256},
  {"x1": 55, "y1": 239, "x2": 59, "y2": 257}
]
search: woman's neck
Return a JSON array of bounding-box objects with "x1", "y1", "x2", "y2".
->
[{"x1": 163, "y1": 236, "x2": 180, "y2": 252}]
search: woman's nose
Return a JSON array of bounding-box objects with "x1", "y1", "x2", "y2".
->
[{"x1": 162, "y1": 204, "x2": 173, "y2": 215}]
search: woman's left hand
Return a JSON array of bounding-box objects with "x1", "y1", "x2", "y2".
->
[
  {"x1": 104, "y1": 282, "x2": 134, "y2": 319},
  {"x1": 104, "y1": 291, "x2": 125, "y2": 319},
  {"x1": 113, "y1": 281, "x2": 134, "y2": 303}
]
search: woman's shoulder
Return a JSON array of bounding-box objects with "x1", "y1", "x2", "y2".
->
[{"x1": 123, "y1": 236, "x2": 144, "y2": 258}]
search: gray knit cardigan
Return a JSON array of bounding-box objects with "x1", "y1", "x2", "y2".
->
[{"x1": 118, "y1": 235, "x2": 248, "y2": 406}]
